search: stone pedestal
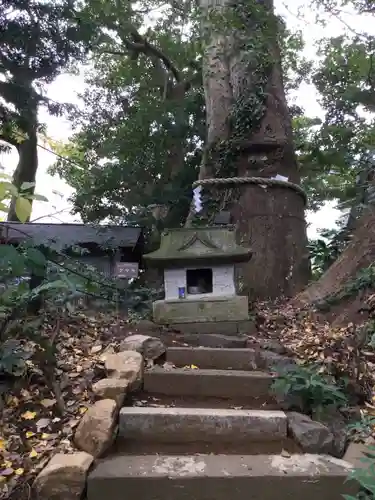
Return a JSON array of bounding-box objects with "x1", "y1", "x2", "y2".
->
[{"x1": 153, "y1": 295, "x2": 249, "y2": 324}]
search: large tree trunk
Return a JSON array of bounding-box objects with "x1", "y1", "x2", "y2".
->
[
  {"x1": 293, "y1": 207, "x2": 375, "y2": 308},
  {"x1": 194, "y1": 0, "x2": 310, "y2": 298}
]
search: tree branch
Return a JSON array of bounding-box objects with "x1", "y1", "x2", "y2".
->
[{"x1": 118, "y1": 29, "x2": 181, "y2": 82}]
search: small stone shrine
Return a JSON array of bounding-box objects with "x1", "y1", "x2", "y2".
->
[{"x1": 143, "y1": 225, "x2": 252, "y2": 325}]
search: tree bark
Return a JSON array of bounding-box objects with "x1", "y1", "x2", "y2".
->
[
  {"x1": 292, "y1": 207, "x2": 375, "y2": 308},
  {"x1": 7, "y1": 99, "x2": 38, "y2": 222},
  {"x1": 194, "y1": 0, "x2": 310, "y2": 298}
]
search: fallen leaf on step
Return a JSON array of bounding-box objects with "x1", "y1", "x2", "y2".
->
[
  {"x1": 90, "y1": 344, "x2": 102, "y2": 354},
  {"x1": 1, "y1": 469, "x2": 14, "y2": 477},
  {"x1": 40, "y1": 398, "x2": 56, "y2": 408},
  {"x1": 36, "y1": 418, "x2": 51, "y2": 430},
  {"x1": 21, "y1": 411, "x2": 36, "y2": 420}
]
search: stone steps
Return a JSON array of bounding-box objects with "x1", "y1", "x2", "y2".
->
[
  {"x1": 87, "y1": 453, "x2": 356, "y2": 500},
  {"x1": 118, "y1": 407, "x2": 287, "y2": 443},
  {"x1": 144, "y1": 367, "x2": 273, "y2": 399},
  {"x1": 86, "y1": 346, "x2": 356, "y2": 500}
]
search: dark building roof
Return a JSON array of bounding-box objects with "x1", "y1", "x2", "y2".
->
[{"x1": 0, "y1": 222, "x2": 142, "y2": 251}]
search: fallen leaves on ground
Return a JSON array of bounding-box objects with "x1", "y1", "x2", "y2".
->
[
  {"x1": 2, "y1": 298, "x2": 375, "y2": 498},
  {"x1": 253, "y1": 300, "x2": 374, "y2": 400},
  {"x1": 0, "y1": 310, "x2": 131, "y2": 500}
]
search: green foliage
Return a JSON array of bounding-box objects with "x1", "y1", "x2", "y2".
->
[
  {"x1": 0, "y1": 339, "x2": 32, "y2": 377},
  {"x1": 50, "y1": 0, "x2": 320, "y2": 231},
  {"x1": 0, "y1": 178, "x2": 152, "y2": 389},
  {"x1": 347, "y1": 414, "x2": 375, "y2": 442},
  {"x1": 126, "y1": 284, "x2": 163, "y2": 319},
  {"x1": 301, "y1": 29, "x2": 375, "y2": 215},
  {"x1": 49, "y1": 0, "x2": 203, "y2": 227},
  {"x1": 0, "y1": 0, "x2": 95, "y2": 117},
  {"x1": 0, "y1": 0, "x2": 96, "y2": 210},
  {"x1": 308, "y1": 238, "x2": 340, "y2": 278},
  {"x1": 0, "y1": 173, "x2": 47, "y2": 220},
  {"x1": 271, "y1": 363, "x2": 348, "y2": 415},
  {"x1": 342, "y1": 265, "x2": 375, "y2": 294},
  {"x1": 49, "y1": 0, "x2": 371, "y2": 227},
  {"x1": 228, "y1": 2, "x2": 271, "y2": 139},
  {"x1": 308, "y1": 228, "x2": 350, "y2": 278},
  {"x1": 344, "y1": 446, "x2": 375, "y2": 500}
]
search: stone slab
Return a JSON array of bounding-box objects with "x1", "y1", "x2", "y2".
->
[
  {"x1": 169, "y1": 320, "x2": 255, "y2": 335},
  {"x1": 174, "y1": 333, "x2": 248, "y2": 348},
  {"x1": 119, "y1": 407, "x2": 287, "y2": 442},
  {"x1": 153, "y1": 296, "x2": 249, "y2": 324},
  {"x1": 88, "y1": 454, "x2": 356, "y2": 500},
  {"x1": 167, "y1": 347, "x2": 258, "y2": 370},
  {"x1": 144, "y1": 368, "x2": 273, "y2": 398}
]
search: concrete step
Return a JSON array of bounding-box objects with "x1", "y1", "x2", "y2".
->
[
  {"x1": 118, "y1": 407, "x2": 287, "y2": 443},
  {"x1": 130, "y1": 392, "x2": 279, "y2": 411},
  {"x1": 88, "y1": 453, "x2": 356, "y2": 500},
  {"x1": 144, "y1": 367, "x2": 273, "y2": 399},
  {"x1": 172, "y1": 333, "x2": 248, "y2": 348},
  {"x1": 166, "y1": 347, "x2": 258, "y2": 370},
  {"x1": 112, "y1": 436, "x2": 301, "y2": 455},
  {"x1": 166, "y1": 346, "x2": 295, "y2": 371},
  {"x1": 168, "y1": 320, "x2": 255, "y2": 335}
]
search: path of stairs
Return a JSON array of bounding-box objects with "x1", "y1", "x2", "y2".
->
[{"x1": 87, "y1": 346, "x2": 357, "y2": 500}]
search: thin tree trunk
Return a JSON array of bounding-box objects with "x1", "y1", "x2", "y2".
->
[{"x1": 7, "y1": 101, "x2": 38, "y2": 222}]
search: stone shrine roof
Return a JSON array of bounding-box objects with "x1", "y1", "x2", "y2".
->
[{"x1": 143, "y1": 226, "x2": 252, "y2": 267}]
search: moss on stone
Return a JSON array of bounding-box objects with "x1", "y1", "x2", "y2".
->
[{"x1": 143, "y1": 226, "x2": 252, "y2": 266}]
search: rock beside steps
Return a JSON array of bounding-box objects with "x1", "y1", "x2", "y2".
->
[{"x1": 87, "y1": 346, "x2": 357, "y2": 500}]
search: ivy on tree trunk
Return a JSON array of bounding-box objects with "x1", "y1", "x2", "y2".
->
[{"x1": 192, "y1": 0, "x2": 310, "y2": 298}]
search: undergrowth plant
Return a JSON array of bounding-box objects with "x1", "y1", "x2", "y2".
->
[
  {"x1": 347, "y1": 414, "x2": 375, "y2": 442},
  {"x1": 0, "y1": 174, "x2": 158, "y2": 414},
  {"x1": 271, "y1": 363, "x2": 348, "y2": 415},
  {"x1": 308, "y1": 232, "x2": 343, "y2": 279},
  {"x1": 344, "y1": 446, "x2": 375, "y2": 500}
]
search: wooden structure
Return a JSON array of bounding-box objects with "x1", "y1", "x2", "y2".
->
[{"x1": 0, "y1": 222, "x2": 144, "y2": 279}]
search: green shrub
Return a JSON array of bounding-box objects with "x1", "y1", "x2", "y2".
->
[{"x1": 271, "y1": 363, "x2": 348, "y2": 414}]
